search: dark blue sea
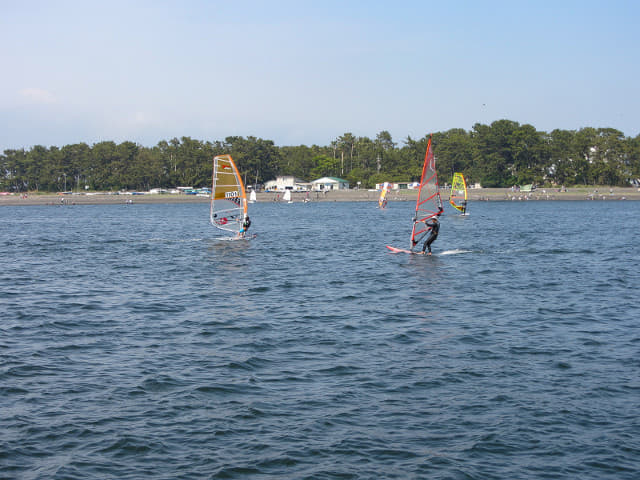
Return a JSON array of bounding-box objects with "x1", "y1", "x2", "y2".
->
[{"x1": 1, "y1": 199, "x2": 639, "y2": 479}]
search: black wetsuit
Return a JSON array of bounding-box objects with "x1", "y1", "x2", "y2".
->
[
  {"x1": 242, "y1": 217, "x2": 251, "y2": 231},
  {"x1": 422, "y1": 219, "x2": 440, "y2": 253}
]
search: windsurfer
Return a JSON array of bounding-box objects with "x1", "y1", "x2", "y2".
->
[
  {"x1": 419, "y1": 215, "x2": 440, "y2": 255},
  {"x1": 238, "y1": 214, "x2": 251, "y2": 238}
]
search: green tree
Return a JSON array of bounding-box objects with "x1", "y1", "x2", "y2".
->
[
  {"x1": 432, "y1": 129, "x2": 475, "y2": 186},
  {"x1": 91, "y1": 141, "x2": 119, "y2": 190},
  {"x1": 309, "y1": 154, "x2": 340, "y2": 178},
  {"x1": 627, "y1": 134, "x2": 640, "y2": 181},
  {"x1": 1, "y1": 149, "x2": 28, "y2": 191},
  {"x1": 280, "y1": 145, "x2": 317, "y2": 180},
  {"x1": 24, "y1": 145, "x2": 51, "y2": 191},
  {"x1": 547, "y1": 129, "x2": 576, "y2": 185},
  {"x1": 221, "y1": 136, "x2": 280, "y2": 187}
]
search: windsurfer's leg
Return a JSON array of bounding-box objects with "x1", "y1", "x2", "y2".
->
[{"x1": 425, "y1": 233, "x2": 437, "y2": 253}]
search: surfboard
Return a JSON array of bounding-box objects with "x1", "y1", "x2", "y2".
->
[
  {"x1": 386, "y1": 245, "x2": 423, "y2": 254},
  {"x1": 239, "y1": 233, "x2": 257, "y2": 240},
  {"x1": 216, "y1": 233, "x2": 257, "y2": 241}
]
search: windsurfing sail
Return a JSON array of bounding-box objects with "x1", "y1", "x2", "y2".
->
[
  {"x1": 378, "y1": 182, "x2": 391, "y2": 208},
  {"x1": 449, "y1": 172, "x2": 468, "y2": 213},
  {"x1": 410, "y1": 134, "x2": 443, "y2": 251},
  {"x1": 210, "y1": 154, "x2": 248, "y2": 235},
  {"x1": 283, "y1": 189, "x2": 292, "y2": 203},
  {"x1": 249, "y1": 189, "x2": 257, "y2": 203}
]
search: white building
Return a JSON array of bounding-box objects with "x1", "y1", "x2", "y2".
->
[
  {"x1": 264, "y1": 176, "x2": 311, "y2": 192},
  {"x1": 375, "y1": 181, "x2": 419, "y2": 190},
  {"x1": 311, "y1": 177, "x2": 350, "y2": 191}
]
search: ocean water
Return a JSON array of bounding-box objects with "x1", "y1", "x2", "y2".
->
[{"x1": 1, "y1": 199, "x2": 639, "y2": 479}]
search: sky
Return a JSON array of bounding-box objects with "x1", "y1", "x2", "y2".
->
[{"x1": 1, "y1": 0, "x2": 639, "y2": 152}]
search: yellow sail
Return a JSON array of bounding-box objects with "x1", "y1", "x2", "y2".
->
[
  {"x1": 449, "y1": 172, "x2": 468, "y2": 213},
  {"x1": 209, "y1": 154, "x2": 248, "y2": 234}
]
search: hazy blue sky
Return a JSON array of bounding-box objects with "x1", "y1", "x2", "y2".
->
[{"x1": 1, "y1": 0, "x2": 639, "y2": 152}]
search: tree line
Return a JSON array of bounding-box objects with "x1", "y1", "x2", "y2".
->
[{"x1": 2, "y1": 119, "x2": 640, "y2": 193}]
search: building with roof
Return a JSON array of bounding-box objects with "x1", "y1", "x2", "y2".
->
[
  {"x1": 374, "y1": 181, "x2": 420, "y2": 190},
  {"x1": 311, "y1": 177, "x2": 350, "y2": 191},
  {"x1": 264, "y1": 175, "x2": 311, "y2": 192}
]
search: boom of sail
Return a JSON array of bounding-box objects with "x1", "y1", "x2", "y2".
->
[
  {"x1": 410, "y1": 134, "x2": 443, "y2": 251},
  {"x1": 449, "y1": 172, "x2": 468, "y2": 213},
  {"x1": 210, "y1": 154, "x2": 248, "y2": 235}
]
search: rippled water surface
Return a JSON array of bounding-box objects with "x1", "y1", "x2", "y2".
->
[{"x1": 1, "y1": 200, "x2": 639, "y2": 479}]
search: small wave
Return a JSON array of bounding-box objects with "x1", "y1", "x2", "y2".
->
[
  {"x1": 340, "y1": 294, "x2": 358, "y2": 300},
  {"x1": 439, "y1": 249, "x2": 473, "y2": 255},
  {"x1": 0, "y1": 386, "x2": 29, "y2": 395},
  {"x1": 225, "y1": 356, "x2": 272, "y2": 371},
  {"x1": 249, "y1": 286, "x2": 270, "y2": 293},
  {"x1": 195, "y1": 384, "x2": 248, "y2": 395},
  {"x1": 97, "y1": 435, "x2": 165, "y2": 455},
  {"x1": 140, "y1": 374, "x2": 188, "y2": 392}
]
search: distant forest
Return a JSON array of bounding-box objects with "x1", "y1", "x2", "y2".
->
[{"x1": 2, "y1": 119, "x2": 640, "y2": 192}]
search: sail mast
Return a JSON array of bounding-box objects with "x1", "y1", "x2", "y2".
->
[{"x1": 410, "y1": 134, "x2": 443, "y2": 250}]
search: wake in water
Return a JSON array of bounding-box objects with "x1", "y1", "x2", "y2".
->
[
  {"x1": 439, "y1": 249, "x2": 473, "y2": 255},
  {"x1": 148, "y1": 237, "x2": 206, "y2": 243}
]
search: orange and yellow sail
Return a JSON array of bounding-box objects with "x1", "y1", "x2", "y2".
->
[{"x1": 209, "y1": 154, "x2": 248, "y2": 234}]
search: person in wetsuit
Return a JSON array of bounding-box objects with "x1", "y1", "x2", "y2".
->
[
  {"x1": 238, "y1": 214, "x2": 251, "y2": 238},
  {"x1": 420, "y1": 215, "x2": 440, "y2": 255}
]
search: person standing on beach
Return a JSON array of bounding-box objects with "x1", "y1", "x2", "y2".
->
[{"x1": 419, "y1": 216, "x2": 440, "y2": 255}]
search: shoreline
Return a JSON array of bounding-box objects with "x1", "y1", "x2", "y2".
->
[{"x1": 1, "y1": 187, "x2": 639, "y2": 206}]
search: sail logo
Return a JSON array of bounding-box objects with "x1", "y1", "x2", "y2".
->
[{"x1": 225, "y1": 191, "x2": 239, "y2": 198}]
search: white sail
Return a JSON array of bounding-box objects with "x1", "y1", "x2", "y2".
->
[{"x1": 283, "y1": 189, "x2": 292, "y2": 203}]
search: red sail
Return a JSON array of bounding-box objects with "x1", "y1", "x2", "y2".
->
[{"x1": 410, "y1": 134, "x2": 443, "y2": 250}]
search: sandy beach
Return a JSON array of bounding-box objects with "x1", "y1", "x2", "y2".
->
[{"x1": 1, "y1": 187, "x2": 639, "y2": 206}]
